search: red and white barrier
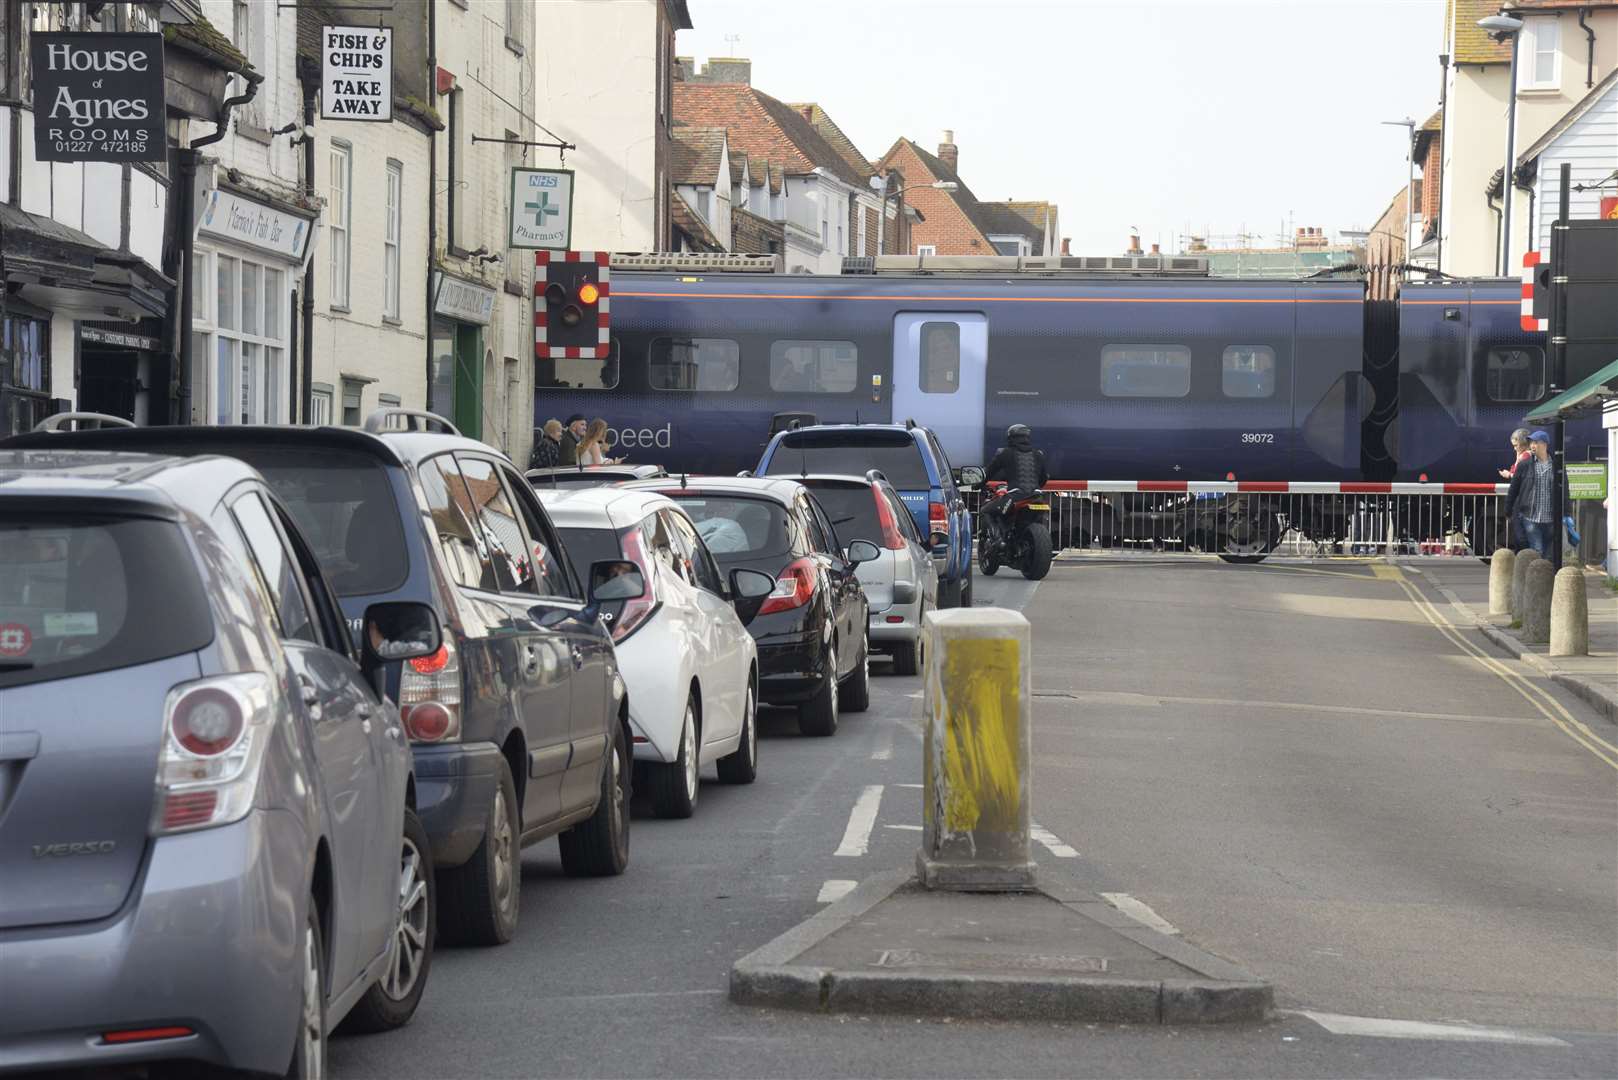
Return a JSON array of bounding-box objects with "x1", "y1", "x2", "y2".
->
[{"x1": 1001, "y1": 480, "x2": 1508, "y2": 495}]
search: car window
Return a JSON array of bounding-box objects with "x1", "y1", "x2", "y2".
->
[
  {"x1": 270, "y1": 498, "x2": 351, "y2": 656},
  {"x1": 456, "y1": 455, "x2": 537, "y2": 596},
  {"x1": 800, "y1": 495, "x2": 836, "y2": 555},
  {"x1": 232, "y1": 492, "x2": 319, "y2": 645},
  {"x1": 766, "y1": 430, "x2": 930, "y2": 488},
  {"x1": 554, "y1": 526, "x2": 621, "y2": 591},
  {"x1": 809, "y1": 496, "x2": 843, "y2": 553},
  {"x1": 501, "y1": 464, "x2": 576, "y2": 599},
  {"x1": 641, "y1": 509, "x2": 680, "y2": 584},
  {"x1": 665, "y1": 509, "x2": 724, "y2": 594},
  {"x1": 416, "y1": 454, "x2": 485, "y2": 591},
  {"x1": 884, "y1": 488, "x2": 920, "y2": 542},
  {"x1": 0, "y1": 515, "x2": 213, "y2": 691},
  {"x1": 665, "y1": 494, "x2": 794, "y2": 561},
  {"x1": 926, "y1": 433, "x2": 953, "y2": 484},
  {"x1": 800, "y1": 481, "x2": 881, "y2": 548}
]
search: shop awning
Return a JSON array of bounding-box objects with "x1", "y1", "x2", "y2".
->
[{"x1": 1523, "y1": 358, "x2": 1618, "y2": 424}]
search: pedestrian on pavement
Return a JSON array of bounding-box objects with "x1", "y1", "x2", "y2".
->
[
  {"x1": 1503, "y1": 430, "x2": 1565, "y2": 559},
  {"x1": 1500, "y1": 428, "x2": 1533, "y2": 550},
  {"x1": 577, "y1": 418, "x2": 621, "y2": 466},
  {"x1": 558, "y1": 414, "x2": 587, "y2": 466},
  {"x1": 528, "y1": 419, "x2": 563, "y2": 470}
]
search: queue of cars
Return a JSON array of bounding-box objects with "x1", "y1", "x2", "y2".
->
[{"x1": 0, "y1": 411, "x2": 968, "y2": 1077}]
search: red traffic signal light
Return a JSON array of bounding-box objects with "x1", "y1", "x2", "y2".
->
[{"x1": 535, "y1": 251, "x2": 610, "y2": 358}]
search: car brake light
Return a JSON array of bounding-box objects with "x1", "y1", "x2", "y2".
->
[
  {"x1": 759, "y1": 557, "x2": 816, "y2": 615},
  {"x1": 929, "y1": 501, "x2": 950, "y2": 543},
  {"x1": 400, "y1": 636, "x2": 461, "y2": 743},
  {"x1": 609, "y1": 523, "x2": 659, "y2": 642},
  {"x1": 874, "y1": 490, "x2": 905, "y2": 550},
  {"x1": 152, "y1": 674, "x2": 274, "y2": 836},
  {"x1": 102, "y1": 1026, "x2": 195, "y2": 1045}
]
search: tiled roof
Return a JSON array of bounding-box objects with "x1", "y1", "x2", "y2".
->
[
  {"x1": 1448, "y1": 0, "x2": 1513, "y2": 64},
  {"x1": 785, "y1": 103, "x2": 876, "y2": 180},
  {"x1": 669, "y1": 127, "x2": 726, "y2": 185},
  {"x1": 1003, "y1": 200, "x2": 1059, "y2": 249},
  {"x1": 976, "y1": 202, "x2": 1045, "y2": 247},
  {"x1": 1504, "y1": 0, "x2": 1618, "y2": 8},
  {"x1": 671, "y1": 190, "x2": 725, "y2": 251},
  {"x1": 674, "y1": 83, "x2": 869, "y2": 187},
  {"x1": 1414, "y1": 108, "x2": 1443, "y2": 159},
  {"x1": 729, "y1": 149, "x2": 748, "y2": 185},
  {"x1": 880, "y1": 137, "x2": 1001, "y2": 244}
]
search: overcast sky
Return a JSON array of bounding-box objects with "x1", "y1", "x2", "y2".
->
[{"x1": 679, "y1": 0, "x2": 1447, "y2": 255}]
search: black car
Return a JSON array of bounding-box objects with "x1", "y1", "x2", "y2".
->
[
  {"x1": 623, "y1": 476, "x2": 876, "y2": 737},
  {"x1": 7, "y1": 410, "x2": 636, "y2": 948}
]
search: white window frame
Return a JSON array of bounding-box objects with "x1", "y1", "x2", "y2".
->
[
  {"x1": 194, "y1": 245, "x2": 291, "y2": 426},
  {"x1": 697, "y1": 187, "x2": 712, "y2": 224},
  {"x1": 310, "y1": 382, "x2": 334, "y2": 426},
  {"x1": 916, "y1": 244, "x2": 937, "y2": 256},
  {"x1": 384, "y1": 159, "x2": 402, "y2": 320},
  {"x1": 1520, "y1": 17, "x2": 1561, "y2": 91},
  {"x1": 329, "y1": 141, "x2": 352, "y2": 309}
]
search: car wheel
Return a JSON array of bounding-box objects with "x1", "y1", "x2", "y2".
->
[
  {"x1": 344, "y1": 809, "x2": 435, "y2": 1032},
  {"x1": 559, "y1": 721, "x2": 631, "y2": 875},
  {"x1": 716, "y1": 676, "x2": 759, "y2": 784},
  {"x1": 841, "y1": 632, "x2": 870, "y2": 713},
  {"x1": 960, "y1": 566, "x2": 974, "y2": 608},
  {"x1": 437, "y1": 757, "x2": 519, "y2": 947},
  {"x1": 797, "y1": 641, "x2": 839, "y2": 737},
  {"x1": 650, "y1": 696, "x2": 699, "y2": 818},
  {"x1": 285, "y1": 900, "x2": 326, "y2": 1079},
  {"x1": 938, "y1": 575, "x2": 961, "y2": 609},
  {"x1": 892, "y1": 606, "x2": 924, "y2": 677}
]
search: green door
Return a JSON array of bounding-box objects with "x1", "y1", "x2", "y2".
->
[{"x1": 453, "y1": 325, "x2": 482, "y2": 439}]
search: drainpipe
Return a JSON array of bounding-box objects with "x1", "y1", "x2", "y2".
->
[
  {"x1": 1579, "y1": 8, "x2": 1596, "y2": 88},
  {"x1": 300, "y1": 90, "x2": 315, "y2": 423},
  {"x1": 426, "y1": 0, "x2": 438, "y2": 411},
  {"x1": 1436, "y1": 52, "x2": 1449, "y2": 273}
]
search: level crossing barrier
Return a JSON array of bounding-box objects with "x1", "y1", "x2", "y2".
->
[{"x1": 963, "y1": 481, "x2": 1510, "y2": 562}]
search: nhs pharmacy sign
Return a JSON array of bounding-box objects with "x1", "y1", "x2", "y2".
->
[
  {"x1": 321, "y1": 26, "x2": 391, "y2": 121},
  {"x1": 509, "y1": 168, "x2": 574, "y2": 251}
]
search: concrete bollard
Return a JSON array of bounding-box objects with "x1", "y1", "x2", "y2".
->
[
  {"x1": 1510, "y1": 548, "x2": 1540, "y2": 624},
  {"x1": 1522, "y1": 560, "x2": 1555, "y2": 644},
  {"x1": 917, "y1": 607, "x2": 1035, "y2": 892},
  {"x1": 1488, "y1": 548, "x2": 1515, "y2": 615},
  {"x1": 1550, "y1": 566, "x2": 1590, "y2": 657}
]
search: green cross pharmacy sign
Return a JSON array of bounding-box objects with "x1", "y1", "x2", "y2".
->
[{"x1": 509, "y1": 167, "x2": 574, "y2": 250}]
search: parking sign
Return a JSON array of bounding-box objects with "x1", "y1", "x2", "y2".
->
[{"x1": 509, "y1": 168, "x2": 574, "y2": 251}]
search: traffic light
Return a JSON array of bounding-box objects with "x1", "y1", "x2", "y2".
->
[{"x1": 535, "y1": 250, "x2": 610, "y2": 359}]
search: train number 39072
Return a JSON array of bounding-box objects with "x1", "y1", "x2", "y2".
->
[{"x1": 1240, "y1": 433, "x2": 1275, "y2": 444}]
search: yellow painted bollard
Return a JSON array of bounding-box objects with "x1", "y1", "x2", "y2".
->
[{"x1": 917, "y1": 607, "x2": 1036, "y2": 892}]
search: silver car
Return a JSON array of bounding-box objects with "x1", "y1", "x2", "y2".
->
[
  {"x1": 796, "y1": 472, "x2": 939, "y2": 675},
  {"x1": 0, "y1": 451, "x2": 438, "y2": 1077}
]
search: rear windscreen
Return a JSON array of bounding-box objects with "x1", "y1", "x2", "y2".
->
[
  {"x1": 667, "y1": 495, "x2": 792, "y2": 560},
  {"x1": 765, "y1": 433, "x2": 930, "y2": 488},
  {"x1": 799, "y1": 482, "x2": 882, "y2": 548},
  {"x1": 0, "y1": 517, "x2": 213, "y2": 690},
  {"x1": 555, "y1": 527, "x2": 622, "y2": 587}
]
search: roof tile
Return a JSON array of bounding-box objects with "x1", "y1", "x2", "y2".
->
[
  {"x1": 669, "y1": 127, "x2": 726, "y2": 185},
  {"x1": 1449, "y1": 0, "x2": 1513, "y2": 64},
  {"x1": 674, "y1": 83, "x2": 869, "y2": 187}
]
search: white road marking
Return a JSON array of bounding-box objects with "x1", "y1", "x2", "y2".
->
[
  {"x1": 896, "y1": 782, "x2": 923, "y2": 789},
  {"x1": 883, "y1": 823, "x2": 922, "y2": 831},
  {"x1": 816, "y1": 879, "x2": 857, "y2": 903},
  {"x1": 1030, "y1": 821, "x2": 1080, "y2": 859},
  {"x1": 1291, "y1": 1010, "x2": 1568, "y2": 1047},
  {"x1": 1100, "y1": 892, "x2": 1179, "y2": 935},
  {"x1": 871, "y1": 728, "x2": 894, "y2": 761},
  {"x1": 834, "y1": 785, "x2": 884, "y2": 857}
]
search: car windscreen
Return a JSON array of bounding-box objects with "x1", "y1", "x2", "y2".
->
[
  {"x1": 666, "y1": 495, "x2": 792, "y2": 561},
  {"x1": 764, "y1": 432, "x2": 930, "y2": 488},
  {"x1": 0, "y1": 515, "x2": 213, "y2": 691},
  {"x1": 224, "y1": 448, "x2": 409, "y2": 597},
  {"x1": 798, "y1": 481, "x2": 882, "y2": 549},
  {"x1": 554, "y1": 526, "x2": 622, "y2": 588}
]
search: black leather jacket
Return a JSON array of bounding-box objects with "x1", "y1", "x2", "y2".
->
[{"x1": 985, "y1": 434, "x2": 1048, "y2": 493}]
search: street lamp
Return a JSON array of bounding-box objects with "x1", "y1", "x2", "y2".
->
[
  {"x1": 1479, "y1": 13, "x2": 1524, "y2": 275},
  {"x1": 1381, "y1": 118, "x2": 1417, "y2": 280},
  {"x1": 871, "y1": 175, "x2": 958, "y2": 254}
]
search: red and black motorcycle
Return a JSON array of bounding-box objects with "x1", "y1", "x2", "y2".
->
[{"x1": 977, "y1": 487, "x2": 1054, "y2": 581}]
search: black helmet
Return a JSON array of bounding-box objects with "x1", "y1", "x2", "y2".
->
[{"x1": 1006, "y1": 424, "x2": 1031, "y2": 440}]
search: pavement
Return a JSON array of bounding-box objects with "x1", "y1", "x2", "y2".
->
[{"x1": 325, "y1": 561, "x2": 1617, "y2": 1079}]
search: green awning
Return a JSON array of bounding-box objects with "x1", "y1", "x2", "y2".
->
[{"x1": 1524, "y1": 357, "x2": 1618, "y2": 424}]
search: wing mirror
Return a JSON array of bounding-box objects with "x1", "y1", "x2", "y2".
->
[
  {"x1": 729, "y1": 567, "x2": 776, "y2": 626},
  {"x1": 583, "y1": 560, "x2": 645, "y2": 623},
  {"x1": 360, "y1": 601, "x2": 443, "y2": 688},
  {"x1": 845, "y1": 539, "x2": 881, "y2": 565},
  {"x1": 958, "y1": 466, "x2": 985, "y2": 488}
]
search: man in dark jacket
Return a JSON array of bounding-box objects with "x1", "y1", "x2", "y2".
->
[
  {"x1": 1503, "y1": 429, "x2": 1567, "y2": 559},
  {"x1": 557, "y1": 414, "x2": 587, "y2": 466},
  {"x1": 986, "y1": 424, "x2": 1048, "y2": 494}
]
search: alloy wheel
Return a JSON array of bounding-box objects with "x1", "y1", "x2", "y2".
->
[
  {"x1": 828, "y1": 645, "x2": 839, "y2": 715},
  {"x1": 744, "y1": 684, "x2": 757, "y2": 770},
  {"x1": 298, "y1": 921, "x2": 324, "y2": 1080},
  {"x1": 382, "y1": 836, "x2": 429, "y2": 1001},
  {"x1": 491, "y1": 787, "x2": 514, "y2": 917},
  {"x1": 682, "y1": 705, "x2": 699, "y2": 800}
]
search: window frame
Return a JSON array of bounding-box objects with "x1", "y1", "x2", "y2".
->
[
  {"x1": 1520, "y1": 16, "x2": 1561, "y2": 90},
  {"x1": 384, "y1": 159, "x2": 403, "y2": 320},
  {"x1": 416, "y1": 453, "x2": 484, "y2": 591},
  {"x1": 1099, "y1": 343, "x2": 1193, "y2": 399},
  {"x1": 648, "y1": 336, "x2": 741, "y2": 392},
  {"x1": 664, "y1": 508, "x2": 725, "y2": 595},
  {"x1": 916, "y1": 244, "x2": 936, "y2": 256},
  {"x1": 918, "y1": 321, "x2": 961, "y2": 395},
  {"x1": 230, "y1": 490, "x2": 320, "y2": 646},
  {"x1": 194, "y1": 247, "x2": 289, "y2": 426},
  {"x1": 1220, "y1": 345, "x2": 1277, "y2": 400},
  {"x1": 501, "y1": 463, "x2": 579, "y2": 600},
  {"x1": 1483, "y1": 346, "x2": 1547, "y2": 403},
  {"x1": 454, "y1": 453, "x2": 539, "y2": 597},
  {"x1": 329, "y1": 140, "x2": 353, "y2": 310},
  {"x1": 769, "y1": 339, "x2": 859, "y2": 395},
  {"x1": 310, "y1": 382, "x2": 334, "y2": 426}
]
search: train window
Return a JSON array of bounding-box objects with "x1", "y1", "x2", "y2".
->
[
  {"x1": 1485, "y1": 348, "x2": 1545, "y2": 402},
  {"x1": 536, "y1": 338, "x2": 619, "y2": 391},
  {"x1": 770, "y1": 340, "x2": 858, "y2": 394},
  {"x1": 919, "y1": 322, "x2": 960, "y2": 394},
  {"x1": 648, "y1": 337, "x2": 740, "y2": 392},
  {"x1": 1100, "y1": 345, "x2": 1191, "y2": 398},
  {"x1": 1221, "y1": 346, "x2": 1275, "y2": 398}
]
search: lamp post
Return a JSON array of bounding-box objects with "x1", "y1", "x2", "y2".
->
[
  {"x1": 1381, "y1": 118, "x2": 1417, "y2": 280},
  {"x1": 1479, "y1": 13, "x2": 1524, "y2": 276},
  {"x1": 872, "y1": 175, "x2": 958, "y2": 254}
]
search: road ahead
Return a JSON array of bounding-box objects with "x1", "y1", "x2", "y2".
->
[{"x1": 332, "y1": 559, "x2": 1617, "y2": 1079}]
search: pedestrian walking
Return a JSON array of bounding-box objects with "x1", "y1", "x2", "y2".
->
[
  {"x1": 1499, "y1": 428, "x2": 1533, "y2": 549},
  {"x1": 528, "y1": 419, "x2": 563, "y2": 470},
  {"x1": 1503, "y1": 430, "x2": 1566, "y2": 559},
  {"x1": 577, "y1": 418, "x2": 621, "y2": 466},
  {"x1": 558, "y1": 414, "x2": 587, "y2": 466}
]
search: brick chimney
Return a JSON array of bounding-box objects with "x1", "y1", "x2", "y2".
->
[
  {"x1": 1149, "y1": 243, "x2": 1160, "y2": 255},
  {"x1": 1127, "y1": 233, "x2": 1142, "y2": 255},
  {"x1": 937, "y1": 129, "x2": 958, "y2": 174},
  {"x1": 1060, "y1": 237, "x2": 1071, "y2": 256},
  {"x1": 695, "y1": 58, "x2": 751, "y2": 84}
]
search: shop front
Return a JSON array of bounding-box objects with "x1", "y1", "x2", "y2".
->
[{"x1": 430, "y1": 271, "x2": 497, "y2": 439}]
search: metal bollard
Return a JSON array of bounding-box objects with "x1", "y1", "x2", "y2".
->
[
  {"x1": 1510, "y1": 548, "x2": 1540, "y2": 624},
  {"x1": 917, "y1": 607, "x2": 1036, "y2": 892},
  {"x1": 1488, "y1": 548, "x2": 1515, "y2": 615},
  {"x1": 1522, "y1": 560, "x2": 1555, "y2": 644},
  {"x1": 1550, "y1": 566, "x2": 1590, "y2": 657}
]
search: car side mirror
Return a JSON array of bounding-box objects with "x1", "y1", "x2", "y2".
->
[
  {"x1": 583, "y1": 560, "x2": 646, "y2": 625},
  {"x1": 361, "y1": 601, "x2": 443, "y2": 682},
  {"x1": 846, "y1": 539, "x2": 881, "y2": 565},
  {"x1": 729, "y1": 567, "x2": 776, "y2": 626},
  {"x1": 958, "y1": 466, "x2": 985, "y2": 488}
]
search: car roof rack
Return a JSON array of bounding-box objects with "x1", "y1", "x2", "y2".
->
[
  {"x1": 363, "y1": 408, "x2": 461, "y2": 436},
  {"x1": 33, "y1": 412, "x2": 138, "y2": 432}
]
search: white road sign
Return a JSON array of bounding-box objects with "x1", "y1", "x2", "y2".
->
[
  {"x1": 321, "y1": 26, "x2": 391, "y2": 122},
  {"x1": 509, "y1": 168, "x2": 574, "y2": 251}
]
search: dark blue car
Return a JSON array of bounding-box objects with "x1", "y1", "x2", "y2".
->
[{"x1": 757, "y1": 423, "x2": 975, "y2": 608}]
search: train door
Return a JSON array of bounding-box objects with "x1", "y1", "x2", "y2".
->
[{"x1": 891, "y1": 313, "x2": 987, "y2": 467}]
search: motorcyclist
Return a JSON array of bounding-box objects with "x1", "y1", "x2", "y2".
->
[{"x1": 983, "y1": 424, "x2": 1048, "y2": 543}]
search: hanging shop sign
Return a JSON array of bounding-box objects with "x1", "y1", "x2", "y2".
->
[
  {"x1": 198, "y1": 188, "x2": 314, "y2": 262},
  {"x1": 321, "y1": 25, "x2": 392, "y2": 122},
  {"x1": 509, "y1": 168, "x2": 575, "y2": 250},
  {"x1": 433, "y1": 272, "x2": 496, "y2": 326},
  {"x1": 31, "y1": 32, "x2": 166, "y2": 163}
]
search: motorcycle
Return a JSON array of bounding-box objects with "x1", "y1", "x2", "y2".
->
[{"x1": 977, "y1": 488, "x2": 1054, "y2": 580}]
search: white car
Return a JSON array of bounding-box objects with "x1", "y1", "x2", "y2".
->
[{"x1": 537, "y1": 486, "x2": 773, "y2": 818}]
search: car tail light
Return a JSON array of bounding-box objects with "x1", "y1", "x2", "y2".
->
[
  {"x1": 400, "y1": 638, "x2": 462, "y2": 743},
  {"x1": 759, "y1": 557, "x2": 817, "y2": 615},
  {"x1": 928, "y1": 501, "x2": 950, "y2": 541},
  {"x1": 874, "y1": 490, "x2": 905, "y2": 550},
  {"x1": 102, "y1": 1026, "x2": 195, "y2": 1045},
  {"x1": 608, "y1": 523, "x2": 660, "y2": 642},
  {"x1": 152, "y1": 674, "x2": 274, "y2": 836}
]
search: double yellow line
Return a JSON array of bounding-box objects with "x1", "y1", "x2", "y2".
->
[{"x1": 1387, "y1": 566, "x2": 1618, "y2": 771}]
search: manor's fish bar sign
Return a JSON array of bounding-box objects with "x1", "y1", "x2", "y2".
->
[
  {"x1": 30, "y1": 32, "x2": 165, "y2": 163},
  {"x1": 321, "y1": 26, "x2": 392, "y2": 122}
]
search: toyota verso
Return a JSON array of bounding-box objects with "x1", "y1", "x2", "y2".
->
[{"x1": 0, "y1": 452, "x2": 437, "y2": 1077}]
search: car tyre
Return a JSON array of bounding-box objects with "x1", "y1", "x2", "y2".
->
[
  {"x1": 960, "y1": 565, "x2": 974, "y2": 608},
  {"x1": 437, "y1": 757, "x2": 519, "y2": 947},
  {"x1": 797, "y1": 642, "x2": 839, "y2": 737},
  {"x1": 559, "y1": 721, "x2": 631, "y2": 875},
  {"x1": 650, "y1": 696, "x2": 700, "y2": 818},
  {"x1": 892, "y1": 605, "x2": 925, "y2": 677},
  {"x1": 285, "y1": 900, "x2": 326, "y2": 1079},
  {"x1": 716, "y1": 676, "x2": 759, "y2": 784},
  {"x1": 841, "y1": 632, "x2": 870, "y2": 713},
  {"x1": 343, "y1": 808, "x2": 435, "y2": 1033}
]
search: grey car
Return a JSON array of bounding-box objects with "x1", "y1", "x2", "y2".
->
[{"x1": 0, "y1": 451, "x2": 439, "y2": 1077}]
